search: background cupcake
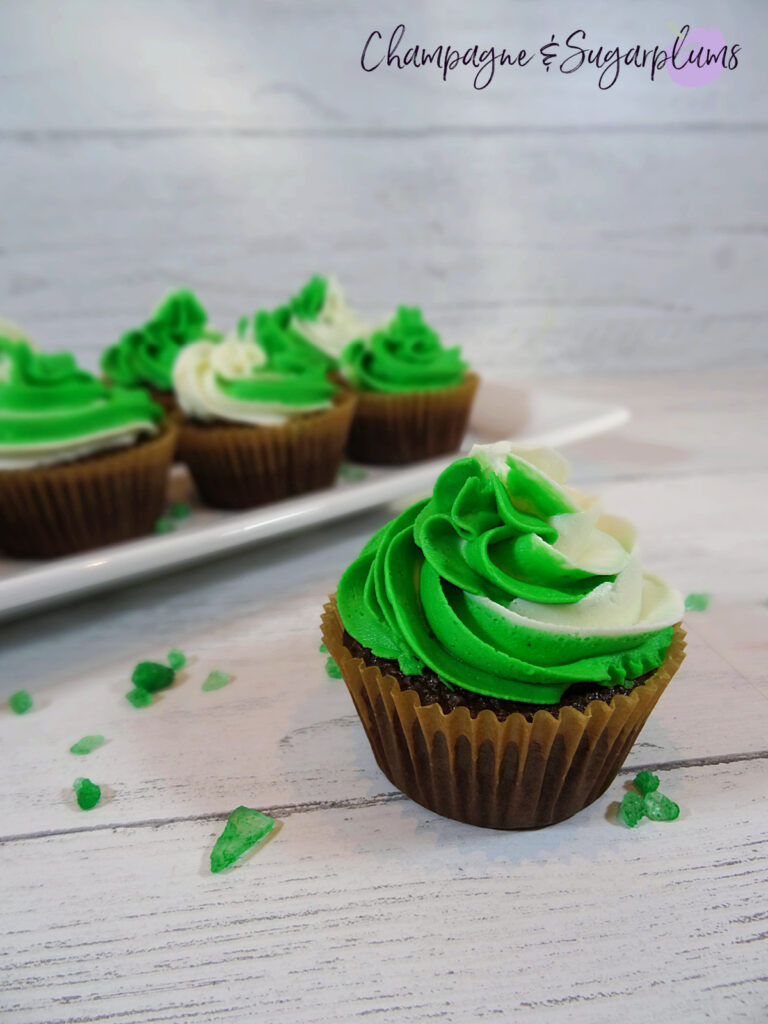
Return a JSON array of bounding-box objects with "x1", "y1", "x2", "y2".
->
[
  {"x1": 340, "y1": 305, "x2": 479, "y2": 463},
  {"x1": 322, "y1": 442, "x2": 685, "y2": 830},
  {"x1": 173, "y1": 312, "x2": 356, "y2": 508},
  {"x1": 0, "y1": 336, "x2": 173, "y2": 558},
  {"x1": 101, "y1": 289, "x2": 219, "y2": 412}
]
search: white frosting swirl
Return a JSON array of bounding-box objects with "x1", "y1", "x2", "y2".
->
[
  {"x1": 172, "y1": 334, "x2": 333, "y2": 426},
  {"x1": 290, "y1": 277, "x2": 371, "y2": 359},
  {"x1": 469, "y1": 442, "x2": 684, "y2": 637}
]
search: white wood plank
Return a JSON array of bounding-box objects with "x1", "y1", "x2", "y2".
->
[
  {"x1": 0, "y1": 131, "x2": 765, "y2": 377},
  {"x1": 1, "y1": 759, "x2": 767, "y2": 1024}
]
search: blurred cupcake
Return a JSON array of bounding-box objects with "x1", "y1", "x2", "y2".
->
[
  {"x1": 174, "y1": 312, "x2": 356, "y2": 508},
  {"x1": 0, "y1": 337, "x2": 173, "y2": 558},
  {"x1": 285, "y1": 274, "x2": 371, "y2": 368},
  {"x1": 101, "y1": 289, "x2": 219, "y2": 412},
  {"x1": 341, "y1": 306, "x2": 478, "y2": 464},
  {"x1": 322, "y1": 442, "x2": 685, "y2": 830}
]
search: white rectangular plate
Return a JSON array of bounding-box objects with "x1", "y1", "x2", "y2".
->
[{"x1": 0, "y1": 383, "x2": 627, "y2": 621}]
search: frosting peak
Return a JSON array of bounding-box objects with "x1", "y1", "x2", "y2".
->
[
  {"x1": 336, "y1": 442, "x2": 682, "y2": 703},
  {"x1": 288, "y1": 275, "x2": 371, "y2": 362}
]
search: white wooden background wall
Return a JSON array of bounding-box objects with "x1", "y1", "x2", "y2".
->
[{"x1": 0, "y1": 0, "x2": 765, "y2": 377}]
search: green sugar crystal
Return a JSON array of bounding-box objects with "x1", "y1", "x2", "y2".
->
[
  {"x1": 685, "y1": 592, "x2": 710, "y2": 612},
  {"x1": 73, "y1": 777, "x2": 101, "y2": 811},
  {"x1": 633, "y1": 770, "x2": 660, "y2": 797},
  {"x1": 126, "y1": 687, "x2": 153, "y2": 708},
  {"x1": 167, "y1": 648, "x2": 187, "y2": 670},
  {"x1": 318, "y1": 642, "x2": 327, "y2": 653},
  {"x1": 70, "y1": 734, "x2": 105, "y2": 756},
  {"x1": 132, "y1": 661, "x2": 175, "y2": 693},
  {"x1": 202, "y1": 670, "x2": 232, "y2": 692},
  {"x1": 8, "y1": 690, "x2": 33, "y2": 715},
  {"x1": 618, "y1": 791, "x2": 646, "y2": 828},
  {"x1": 210, "y1": 806, "x2": 275, "y2": 873},
  {"x1": 169, "y1": 501, "x2": 191, "y2": 519},
  {"x1": 154, "y1": 517, "x2": 175, "y2": 534},
  {"x1": 325, "y1": 657, "x2": 342, "y2": 679},
  {"x1": 338, "y1": 463, "x2": 367, "y2": 482},
  {"x1": 644, "y1": 791, "x2": 680, "y2": 822}
]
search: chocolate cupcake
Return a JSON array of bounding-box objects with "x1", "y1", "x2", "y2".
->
[
  {"x1": 173, "y1": 312, "x2": 355, "y2": 509},
  {"x1": 0, "y1": 337, "x2": 174, "y2": 558},
  {"x1": 101, "y1": 289, "x2": 220, "y2": 413},
  {"x1": 340, "y1": 306, "x2": 478, "y2": 464},
  {"x1": 322, "y1": 442, "x2": 685, "y2": 829}
]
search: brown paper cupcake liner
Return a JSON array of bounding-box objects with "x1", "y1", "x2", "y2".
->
[
  {"x1": 177, "y1": 390, "x2": 357, "y2": 509},
  {"x1": 0, "y1": 422, "x2": 177, "y2": 559},
  {"x1": 345, "y1": 372, "x2": 480, "y2": 464},
  {"x1": 321, "y1": 596, "x2": 686, "y2": 830}
]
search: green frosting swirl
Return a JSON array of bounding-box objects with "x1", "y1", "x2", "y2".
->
[
  {"x1": 0, "y1": 337, "x2": 162, "y2": 451},
  {"x1": 336, "y1": 448, "x2": 677, "y2": 703},
  {"x1": 101, "y1": 289, "x2": 218, "y2": 391},
  {"x1": 238, "y1": 309, "x2": 336, "y2": 378},
  {"x1": 288, "y1": 275, "x2": 327, "y2": 321},
  {"x1": 341, "y1": 306, "x2": 466, "y2": 393}
]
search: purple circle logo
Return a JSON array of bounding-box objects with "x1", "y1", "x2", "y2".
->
[{"x1": 667, "y1": 25, "x2": 728, "y2": 86}]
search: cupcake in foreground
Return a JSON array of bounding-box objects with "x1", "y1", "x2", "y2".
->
[
  {"x1": 173, "y1": 312, "x2": 356, "y2": 508},
  {"x1": 285, "y1": 274, "x2": 371, "y2": 366},
  {"x1": 101, "y1": 289, "x2": 219, "y2": 412},
  {"x1": 340, "y1": 306, "x2": 478, "y2": 464},
  {"x1": 321, "y1": 443, "x2": 685, "y2": 829},
  {"x1": 0, "y1": 337, "x2": 173, "y2": 558}
]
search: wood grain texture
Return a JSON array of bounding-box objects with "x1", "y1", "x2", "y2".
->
[{"x1": 2, "y1": 760, "x2": 767, "y2": 1024}]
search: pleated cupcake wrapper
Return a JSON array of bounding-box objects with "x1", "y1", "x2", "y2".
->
[
  {"x1": 0, "y1": 422, "x2": 177, "y2": 558},
  {"x1": 177, "y1": 391, "x2": 357, "y2": 509},
  {"x1": 345, "y1": 372, "x2": 480, "y2": 464},
  {"x1": 321, "y1": 597, "x2": 686, "y2": 830}
]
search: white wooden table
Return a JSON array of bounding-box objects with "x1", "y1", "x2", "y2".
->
[{"x1": 1, "y1": 369, "x2": 766, "y2": 1023}]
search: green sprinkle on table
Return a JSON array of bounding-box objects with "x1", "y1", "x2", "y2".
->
[
  {"x1": 154, "y1": 517, "x2": 175, "y2": 534},
  {"x1": 8, "y1": 690, "x2": 33, "y2": 715},
  {"x1": 619, "y1": 791, "x2": 646, "y2": 828},
  {"x1": 202, "y1": 670, "x2": 232, "y2": 692},
  {"x1": 73, "y1": 777, "x2": 101, "y2": 810},
  {"x1": 325, "y1": 657, "x2": 342, "y2": 679},
  {"x1": 338, "y1": 463, "x2": 367, "y2": 482},
  {"x1": 167, "y1": 648, "x2": 187, "y2": 671},
  {"x1": 70, "y1": 735, "x2": 105, "y2": 756},
  {"x1": 644, "y1": 791, "x2": 680, "y2": 821},
  {"x1": 318, "y1": 642, "x2": 327, "y2": 654},
  {"x1": 132, "y1": 661, "x2": 175, "y2": 693},
  {"x1": 633, "y1": 770, "x2": 660, "y2": 797},
  {"x1": 685, "y1": 592, "x2": 710, "y2": 612},
  {"x1": 126, "y1": 687, "x2": 153, "y2": 709},
  {"x1": 169, "y1": 501, "x2": 191, "y2": 519},
  {"x1": 210, "y1": 806, "x2": 275, "y2": 873}
]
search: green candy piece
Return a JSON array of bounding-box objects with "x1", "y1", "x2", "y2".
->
[
  {"x1": 70, "y1": 734, "x2": 105, "y2": 755},
  {"x1": 339, "y1": 464, "x2": 367, "y2": 482},
  {"x1": 644, "y1": 791, "x2": 680, "y2": 822},
  {"x1": 154, "y1": 517, "x2": 175, "y2": 534},
  {"x1": 202, "y1": 670, "x2": 231, "y2": 692},
  {"x1": 619, "y1": 791, "x2": 646, "y2": 828},
  {"x1": 325, "y1": 657, "x2": 342, "y2": 679},
  {"x1": 633, "y1": 770, "x2": 660, "y2": 797},
  {"x1": 318, "y1": 642, "x2": 327, "y2": 653},
  {"x1": 132, "y1": 661, "x2": 175, "y2": 693},
  {"x1": 73, "y1": 777, "x2": 101, "y2": 811},
  {"x1": 685, "y1": 592, "x2": 710, "y2": 612},
  {"x1": 167, "y1": 648, "x2": 187, "y2": 670},
  {"x1": 126, "y1": 687, "x2": 153, "y2": 708},
  {"x1": 169, "y1": 501, "x2": 191, "y2": 519},
  {"x1": 210, "y1": 806, "x2": 275, "y2": 873},
  {"x1": 8, "y1": 690, "x2": 33, "y2": 715}
]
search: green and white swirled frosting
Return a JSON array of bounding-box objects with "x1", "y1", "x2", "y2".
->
[
  {"x1": 337, "y1": 443, "x2": 682, "y2": 703},
  {"x1": 173, "y1": 312, "x2": 337, "y2": 426},
  {"x1": 0, "y1": 337, "x2": 162, "y2": 470},
  {"x1": 287, "y1": 275, "x2": 371, "y2": 363}
]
